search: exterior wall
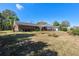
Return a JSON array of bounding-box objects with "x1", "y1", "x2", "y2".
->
[
  {"x1": 40, "y1": 26, "x2": 59, "y2": 31},
  {"x1": 13, "y1": 24, "x2": 19, "y2": 32},
  {"x1": 52, "y1": 27, "x2": 59, "y2": 31},
  {"x1": 55, "y1": 28, "x2": 59, "y2": 31},
  {"x1": 13, "y1": 22, "x2": 59, "y2": 32},
  {"x1": 18, "y1": 25, "x2": 40, "y2": 31}
]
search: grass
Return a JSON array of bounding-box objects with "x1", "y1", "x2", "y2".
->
[
  {"x1": 0, "y1": 31, "x2": 79, "y2": 56},
  {"x1": 31, "y1": 31, "x2": 79, "y2": 56}
]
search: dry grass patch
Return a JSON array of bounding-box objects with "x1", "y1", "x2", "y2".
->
[
  {"x1": 31, "y1": 31, "x2": 79, "y2": 56},
  {"x1": 48, "y1": 33, "x2": 59, "y2": 37},
  {"x1": 1, "y1": 31, "x2": 79, "y2": 56}
]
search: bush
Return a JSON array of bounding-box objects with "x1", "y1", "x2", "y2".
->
[
  {"x1": 48, "y1": 34, "x2": 52, "y2": 36},
  {"x1": 71, "y1": 29, "x2": 79, "y2": 35},
  {"x1": 41, "y1": 32, "x2": 45, "y2": 34},
  {"x1": 70, "y1": 28, "x2": 74, "y2": 31},
  {"x1": 35, "y1": 29, "x2": 40, "y2": 31},
  {"x1": 48, "y1": 33, "x2": 59, "y2": 37},
  {"x1": 52, "y1": 33, "x2": 59, "y2": 37},
  {"x1": 61, "y1": 27, "x2": 67, "y2": 31}
]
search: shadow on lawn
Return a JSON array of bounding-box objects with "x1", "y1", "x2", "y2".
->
[{"x1": 0, "y1": 33, "x2": 58, "y2": 56}]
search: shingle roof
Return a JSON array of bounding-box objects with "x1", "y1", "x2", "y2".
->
[
  {"x1": 15, "y1": 21, "x2": 59, "y2": 28},
  {"x1": 16, "y1": 21, "x2": 37, "y2": 26}
]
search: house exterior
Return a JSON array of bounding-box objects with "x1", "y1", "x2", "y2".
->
[
  {"x1": 73, "y1": 26, "x2": 79, "y2": 29},
  {"x1": 13, "y1": 21, "x2": 59, "y2": 32}
]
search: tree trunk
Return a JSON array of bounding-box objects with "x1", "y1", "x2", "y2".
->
[{"x1": 1, "y1": 19, "x2": 3, "y2": 30}]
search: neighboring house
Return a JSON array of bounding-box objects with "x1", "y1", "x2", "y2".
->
[
  {"x1": 52, "y1": 26, "x2": 60, "y2": 31},
  {"x1": 72, "y1": 26, "x2": 79, "y2": 29},
  {"x1": 40, "y1": 25, "x2": 60, "y2": 31},
  {"x1": 13, "y1": 21, "x2": 60, "y2": 32}
]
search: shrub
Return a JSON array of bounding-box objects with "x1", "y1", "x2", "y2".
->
[
  {"x1": 61, "y1": 27, "x2": 67, "y2": 31},
  {"x1": 35, "y1": 29, "x2": 40, "y2": 31},
  {"x1": 48, "y1": 34, "x2": 52, "y2": 36},
  {"x1": 67, "y1": 28, "x2": 74, "y2": 35},
  {"x1": 67, "y1": 30, "x2": 72, "y2": 35},
  {"x1": 41, "y1": 32, "x2": 45, "y2": 34},
  {"x1": 71, "y1": 29, "x2": 79, "y2": 35},
  {"x1": 52, "y1": 33, "x2": 59, "y2": 37},
  {"x1": 70, "y1": 28, "x2": 74, "y2": 31},
  {"x1": 48, "y1": 33, "x2": 59, "y2": 37}
]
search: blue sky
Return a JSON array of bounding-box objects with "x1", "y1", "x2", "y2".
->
[{"x1": 0, "y1": 3, "x2": 79, "y2": 26}]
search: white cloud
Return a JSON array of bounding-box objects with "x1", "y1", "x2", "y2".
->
[{"x1": 16, "y1": 4, "x2": 24, "y2": 10}]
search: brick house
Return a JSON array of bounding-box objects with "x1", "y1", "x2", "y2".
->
[{"x1": 13, "y1": 21, "x2": 59, "y2": 32}]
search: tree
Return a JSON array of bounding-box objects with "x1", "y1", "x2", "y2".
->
[
  {"x1": 36, "y1": 21, "x2": 48, "y2": 31},
  {"x1": 0, "y1": 13, "x2": 5, "y2": 30},
  {"x1": 53, "y1": 21, "x2": 60, "y2": 26},
  {"x1": 60, "y1": 20, "x2": 70, "y2": 27},
  {"x1": 2, "y1": 9, "x2": 16, "y2": 18},
  {"x1": 36, "y1": 21, "x2": 48, "y2": 25},
  {"x1": 1, "y1": 9, "x2": 19, "y2": 30},
  {"x1": 60, "y1": 20, "x2": 70, "y2": 31}
]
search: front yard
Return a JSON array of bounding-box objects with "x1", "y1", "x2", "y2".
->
[{"x1": 0, "y1": 31, "x2": 79, "y2": 56}]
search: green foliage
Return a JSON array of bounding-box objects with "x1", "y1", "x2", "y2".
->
[
  {"x1": 71, "y1": 29, "x2": 79, "y2": 35},
  {"x1": 70, "y1": 28, "x2": 74, "y2": 31},
  {"x1": 0, "y1": 13, "x2": 5, "y2": 30},
  {"x1": 61, "y1": 27, "x2": 67, "y2": 31},
  {"x1": 59, "y1": 20, "x2": 70, "y2": 31},
  {"x1": 35, "y1": 29, "x2": 40, "y2": 31},
  {"x1": 36, "y1": 21, "x2": 48, "y2": 25},
  {"x1": 2, "y1": 9, "x2": 16, "y2": 18},
  {"x1": 60, "y1": 20, "x2": 70, "y2": 27},
  {"x1": 9, "y1": 16, "x2": 19, "y2": 21},
  {"x1": 53, "y1": 21, "x2": 60, "y2": 26},
  {"x1": 4, "y1": 20, "x2": 11, "y2": 26},
  {"x1": 2, "y1": 9, "x2": 19, "y2": 21},
  {"x1": 0, "y1": 9, "x2": 19, "y2": 30}
]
